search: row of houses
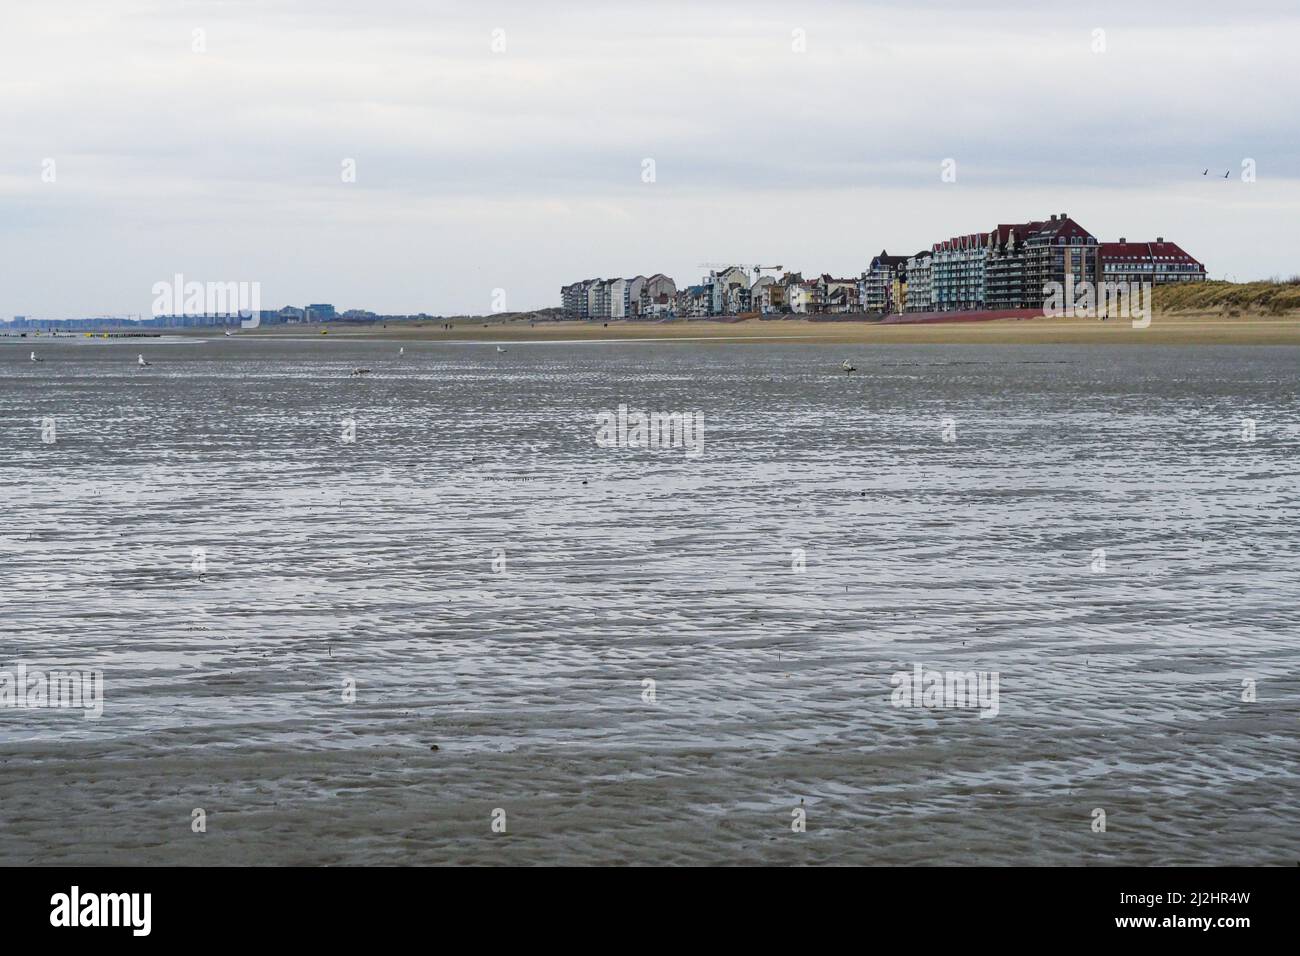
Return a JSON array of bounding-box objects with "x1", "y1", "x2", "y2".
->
[
  {"x1": 867, "y1": 213, "x2": 1206, "y2": 313},
  {"x1": 559, "y1": 213, "x2": 1206, "y2": 318},
  {"x1": 560, "y1": 274, "x2": 679, "y2": 319},
  {"x1": 562, "y1": 268, "x2": 868, "y2": 318}
]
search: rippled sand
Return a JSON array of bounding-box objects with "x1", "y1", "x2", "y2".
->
[{"x1": 2, "y1": 338, "x2": 1297, "y2": 864}]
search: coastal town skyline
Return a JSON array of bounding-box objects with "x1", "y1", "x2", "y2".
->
[
  {"x1": 2, "y1": 0, "x2": 1296, "y2": 318},
  {"x1": 560, "y1": 211, "x2": 1207, "y2": 320},
  {"x1": 4, "y1": 207, "x2": 1214, "y2": 327}
]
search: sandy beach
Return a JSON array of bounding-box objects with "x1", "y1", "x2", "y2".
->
[
  {"x1": 5, "y1": 338, "x2": 1298, "y2": 865},
  {"x1": 244, "y1": 312, "x2": 1300, "y2": 346}
]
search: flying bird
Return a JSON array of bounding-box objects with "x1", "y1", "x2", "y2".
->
[
  {"x1": 1224, "y1": 171, "x2": 1230, "y2": 178},
  {"x1": 1202, "y1": 169, "x2": 1208, "y2": 176}
]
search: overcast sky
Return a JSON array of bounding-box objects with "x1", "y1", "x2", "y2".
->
[{"x1": 2, "y1": 0, "x2": 1298, "y2": 318}]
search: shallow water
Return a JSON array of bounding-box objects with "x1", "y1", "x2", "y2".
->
[{"x1": 2, "y1": 338, "x2": 1298, "y2": 864}]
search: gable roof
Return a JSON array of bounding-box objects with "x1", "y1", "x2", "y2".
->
[
  {"x1": 870, "y1": 250, "x2": 910, "y2": 270},
  {"x1": 991, "y1": 221, "x2": 1045, "y2": 249},
  {"x1": 1098, "y1": 240, "x2": 1202, "y2": 264},
  {"x1": 1029, "y1": 216, "x2": 1094, "y2": 244}
]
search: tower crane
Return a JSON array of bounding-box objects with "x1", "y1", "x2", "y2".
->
[{"x1": 695, "y1": 263, "x2": 785, "y2": 279}]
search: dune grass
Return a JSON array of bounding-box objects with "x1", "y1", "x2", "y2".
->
[{"x1": 1155, "y1": 279, "x2": 1300, "y2": 315}]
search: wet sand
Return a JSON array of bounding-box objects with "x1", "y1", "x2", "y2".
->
[{"x1": 3, "y1": 339, "x2": 1298, "y2": 865}]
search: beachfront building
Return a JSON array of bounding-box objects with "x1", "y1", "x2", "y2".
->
[
  {"x1": 587, "y1": 280, "x2": 605, "y2": 317},
  {"x1": 725, "y1": 282, "x2": 752, "y2": 314},
  {"x1": 609, "y1": 276, "x2": 647, "y2": 318},
  {"x1": 706, "y1": 266, "x2": 750, "y2": 315},
  {"x1": 1023, "y1": 214, "x2": 1099, "y2": 309},
  {"x1": 862, "y1": 251, "x2": 909, "y2": 313},
  {"x1": 751, "y1": 275, "x2": 784, "y2": 313},
  {"x1": 984, "y1": 222, "x2": 1043, "y2": 309},
  {"x1": 561, "y1": 280, "x2": 595, "y2": 317},
  {"x1": 1097, "y1": 238, "x2": 1207, "y2": 285},
  {"x1": 817, "y1": 275, "x2": 860, "y2": 313},
  {"x1": 677, "y1": 284, "x2": 712, "y2": 317},
  {"x1": 639, "y1": 273, "x2": 677, "y2": 317},
  {"x1": 904, "y1": 252, "x2": 933, "y2": 312},
  {"x1": 930, "y1": 233, "x2": 988, "y2": 311},
  {"x1": 775, "y1": 272, "x2": 806, "y2": 313},
  {"x1": 587, "y1": 278, "x2": 618, "y2": 318},
  {"x1": 787, "y1": 279, "x2": 824, "y2": 314},
  {"x1": 565, "y1": 275, "x2": 668, "y2": 318}
]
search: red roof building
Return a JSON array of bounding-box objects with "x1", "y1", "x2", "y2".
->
[{"x1": 1098, "y1": 238, "x2": 1206, "y2": 284}]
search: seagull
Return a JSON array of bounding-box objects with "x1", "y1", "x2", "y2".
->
[
  {"x1": 398, "y1": 346, "x2": 404, "y2": 356},
  {"x1": 496, "y1": 346, "x2": 507, "y2": 353},
  {"x1": 1202, "y1": 169, "x2": 1208, "y2": 176},
  {"x1": 224, "y1": 330, "x2": 233, "y2": 336},
  {"x1": 349, "y1": 367, "x2": 372, "y2": 377},
  {"x1": 841, "y1": 359, "x2": 857, "y2": 374},
  {"x1": 1223, "y1": 171, "x2": 1230, "y2": 179},
  {"x1": 137, "y1": 354, "x2": 151, "y2": 367},
  {"x1": 30, "y1": 351, "x2": 42, "y2": 362}
]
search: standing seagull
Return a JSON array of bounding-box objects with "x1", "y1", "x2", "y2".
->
[
  {"x1": 496, "y1": 346, "x2": 507, "y2": 353},
  {"x1": 841, "y1": 359, "x2": 857, "y2": 374},
  {"x1": 137, "y1": 354, "x2": 151, "y2": 367},
  {"x1": 399, "y1": 346, "x2": 405, "y2": 356},
  {"x1": 30, "y1": 351, "x2": 43, "y2": 362}
]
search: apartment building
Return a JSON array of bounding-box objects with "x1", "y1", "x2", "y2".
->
[
  {"x1": 930, "y1": 233, "x2": 988, "y2": 311},
  {"x1": 984, "y1": 221, "x2": 1043, "y2": 309},
  {"x1": 862, "y1": 251, "x2": 910, "y2": 313},
  {"x1": 904, "y1": 251, "x2": 933, "y2": 312},
  {"x1": 1098, "y1": 238, "x2": 1207, "y2": 285},
  {"x1": 1022, "y1": 214, "x2": 1099, "y2": 308}
]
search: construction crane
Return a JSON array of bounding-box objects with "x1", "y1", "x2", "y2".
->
[{"x1": 696, "y1": 263, "x2": 784, "y2": 279}]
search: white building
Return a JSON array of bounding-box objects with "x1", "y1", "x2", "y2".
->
[
  {"x1": 639, "y1": 274, "x2": 677, "y2": 317},
  {"x1": 751, "y1": 275, "x2": 779, "y2": 313},
  {"x1": 904, "y1": 252, "x2": 933, "y2": 312},
  {"x1": 707, "y1": 266, "x2": 750, "y2": 315},
  {"x1": 788, "y1": 282, "x2": 818, "y2": 314},
  {"x1": 609, "y1": 275, "x2": 647, "y2": 318}
]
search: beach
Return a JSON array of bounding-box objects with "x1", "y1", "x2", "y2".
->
[
  {"x1": 3, "y1": 337, "x2": 1297, "y2": 865},
  {"x1": 245, "y1": 311, "x2": 1300, "y2": 346}
]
